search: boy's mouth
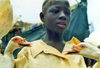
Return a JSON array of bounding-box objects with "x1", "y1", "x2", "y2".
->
[{"x1": 57, "y1": 23, "x2": 66, "y2": 28}]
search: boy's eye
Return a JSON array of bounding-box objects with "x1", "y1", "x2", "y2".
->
[
  {"x1": 65, "y1": 10, "x2": 70, "y2": 15},
  {"x1": 50, "y1": 9, "x2": 59, "y2": 14}
]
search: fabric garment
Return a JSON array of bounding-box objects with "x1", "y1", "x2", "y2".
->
[
  {"x1": 15, "y1": 39, "x2": 86, "y2": 68},
  {"x1": 0, "y1": 0, "x2": 13, "y2": 39}
]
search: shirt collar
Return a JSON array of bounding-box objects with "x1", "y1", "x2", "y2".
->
[{"x1": 31, "y1": 40, "x2": 69, "y2": 60}]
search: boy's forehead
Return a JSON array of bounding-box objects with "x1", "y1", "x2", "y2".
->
[
  {"x1": 47, "y1": 0, "x2": 69, "y2": 7},
  {"x1": 42, "y1": 0, "x2": 70, "y2": 13}
]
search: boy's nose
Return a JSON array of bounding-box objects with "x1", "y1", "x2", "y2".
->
[{"x1": 59, "y1": 11, "x2": 66, "y2": 20}]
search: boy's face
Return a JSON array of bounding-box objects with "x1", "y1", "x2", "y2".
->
[{"x1": 41, "y1": 1, "x2": 71, "y2": 33}]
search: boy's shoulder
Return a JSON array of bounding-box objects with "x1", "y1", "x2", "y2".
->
[{"x1": 17, "y1": 40, "x2": 45, "y2": 58}]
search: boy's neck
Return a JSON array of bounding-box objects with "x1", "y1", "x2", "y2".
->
[
  {"x1": 43, "y1": 30, "x2": 66, "y2": 52},
  {"x1": 43, "y1": 38, "x2": 65, "y2": 52},
  {"x1": 45, "y1": 29, "x2": 64, "y2": 42}
]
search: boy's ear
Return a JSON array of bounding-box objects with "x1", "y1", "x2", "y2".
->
[{"x1": 40, "y1": 12, "x2": 45, "y2": 22}]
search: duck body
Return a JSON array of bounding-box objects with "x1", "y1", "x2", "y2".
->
[
  {"x1": 65, "y1": 31, "x2": 100, "y2": 61},
  {"x1": 0, "y1": 54, "x2": 14, "y2": 68}
]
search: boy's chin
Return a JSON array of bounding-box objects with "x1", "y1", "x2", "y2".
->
[{"x1": 55, "y1": 29, "x2": 65, "y2": 33}]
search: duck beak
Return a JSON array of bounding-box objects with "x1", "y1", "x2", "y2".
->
[
  {"x1": 63, "y1": 48, "x2": 79, "y2": 55},
  {"x1": 63, "y1": 45, "x2": 79, "y2": 55},
  {"x1": 65, "y1": 49, "x2": 79, "y2": 54},
  {"x1": 19, "y1": 41, "x2": 31, "y2": 47}
]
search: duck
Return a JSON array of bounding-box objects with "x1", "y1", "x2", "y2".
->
[
  {"x1": 0, "y1": 0, "x2": 14, "y2": 39},
  {"x1": 64, "y1": 31, "x2": 100, "y2": 68},
  {"x1": 0, "y1": 36, "x2": 31, "y2": 68}
]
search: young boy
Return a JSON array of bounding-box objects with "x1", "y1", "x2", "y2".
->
[{"x1": 15, "y1": 0, "x2": 86, "y2": 68}]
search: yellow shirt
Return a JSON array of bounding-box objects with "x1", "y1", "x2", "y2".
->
[{"x1": 15, "y1": 40, "x2": 86, "y2": 68}]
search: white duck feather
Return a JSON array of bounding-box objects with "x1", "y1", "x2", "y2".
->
[{"x1": 0, "y1": 36, "x2": 30, "y2": 68}]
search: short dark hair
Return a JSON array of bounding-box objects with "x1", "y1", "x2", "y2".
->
[{"x1": 42, "y1": 0, "x2": 70, "y2": 13}]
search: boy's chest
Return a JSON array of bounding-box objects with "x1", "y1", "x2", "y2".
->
[{"x1": 28, "y1": 52, "x2": 69, "y2": 68}]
